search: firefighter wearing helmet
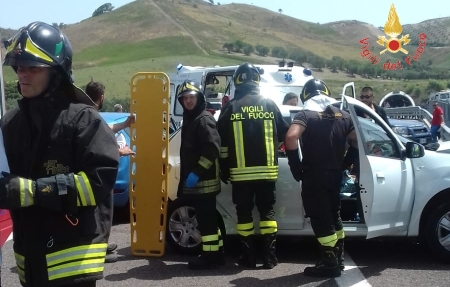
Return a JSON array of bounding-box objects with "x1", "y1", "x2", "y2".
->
[
  {"x1": 217, "y1": 63, "x2": 289, "y2": 269},
  {"x1": 176, "y1": 80, "x2": 224, "y2": 270},
  {"x1": 285, "y1": 79, "x2": 358, "y2": 277},
  {"x1": 0, "y1": 22, "x2": 119, "y2": 287}
]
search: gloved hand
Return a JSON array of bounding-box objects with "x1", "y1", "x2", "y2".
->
[
  {"x1": 0, "y1": 174, "x2": 35, "y2": 209},
  {"x1": 185, "y1": 172, "x2": 199, "y2": 188},
  {"x1": 285, "y1": 149, "x2": 308, "y2": 182}
]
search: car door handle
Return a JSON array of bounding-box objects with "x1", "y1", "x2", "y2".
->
[{"x1": 376, "y1": 172, "x2": 385, "y2": 179}]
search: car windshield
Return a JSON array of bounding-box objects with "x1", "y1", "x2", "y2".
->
[{"x1": 259, "y1": 85, "x2": 303, "y2": 106}]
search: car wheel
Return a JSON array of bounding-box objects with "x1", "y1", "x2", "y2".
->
[
  {"x1": 425, "y1": 202, "x2": 450, "y2": 263},
  {"x1": 166, "y1": 199, "x2": 201, "y2": 255},
  {"x1": 166, "y1": 198, "x2": 226, "y2": 255}
]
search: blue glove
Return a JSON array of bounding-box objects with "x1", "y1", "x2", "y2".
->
[{"x1": 185, "y1": 172, "x2": 199, "y2": 188}]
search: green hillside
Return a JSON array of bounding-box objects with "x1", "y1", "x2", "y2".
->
[{"x1": 1, "y1": 0, "x2": 450, "y2": 106}]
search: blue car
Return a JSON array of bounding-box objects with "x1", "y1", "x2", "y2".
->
[
  {"x1": 389, "y1": 118, "x2": 431, "y2": 145},
  {"x1": 100, "y1": 112, "x2": 180, "y2": 208},
  {"x1": 100, "y1": 112, "x2": 132, "y2": 208}
]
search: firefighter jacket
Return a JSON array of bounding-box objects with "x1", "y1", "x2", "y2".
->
[
  {"x1": 0, "y1": 90, "x2": 119, "y2": 287},
  {"x1": 177, "y1": 109, "x2": 221, "y2": 197},
  {"x1": 217, "y1": 92, "x2": 289, "y2": 183}
]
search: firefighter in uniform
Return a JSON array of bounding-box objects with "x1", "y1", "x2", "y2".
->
[
  {"x1": 284, "y1": 79, "x2": 358, "y2": 278},
  {"x1": 217, "y1": 63, "x2": 289, "y2": 269},
  {"x1": 0, "y1": 22, "x2": 119, "y2": 287},
  {"x1": 176, "y1": 80, "x2": 224, "y2": 270}
]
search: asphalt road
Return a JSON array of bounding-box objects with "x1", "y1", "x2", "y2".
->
[{"x1": 1, "y1": 220, "x2": 449, "y2": 287}]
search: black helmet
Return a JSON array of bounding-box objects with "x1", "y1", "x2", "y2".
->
[
  {"x1": 3, "y1": 22, "x2": 95, "y2": 106},
  {"x1": 233, "y1": 62, "x2": 260, "y2": 88},
  {"x1": 177, "y1": 80, "x2": 205, "y2": 104},
  {"x1": 3, "y1": 22, "x2": 74, "y2": 83},
  {"x1": 300, "y1": 79, "x2": 331, "y2": 103}
]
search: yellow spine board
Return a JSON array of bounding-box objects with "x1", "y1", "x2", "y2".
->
[{"x1": 129, "y1": 73, "x2": 170, "y2": 257}]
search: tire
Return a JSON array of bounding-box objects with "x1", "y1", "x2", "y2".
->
[
  {"x1": 425, "y1": 202, "x2": 450, "y2": 263},
  {"x1": 166, "y1": 198, "x2": 225, "y2": 255}
]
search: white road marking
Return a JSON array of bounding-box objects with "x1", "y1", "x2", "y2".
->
[
  {"x1": 335, "y1": 253, "x2": 372, "y2": 287},
  {"x1": 6, "y1": 232, "x2": 12, "y2": 243}
]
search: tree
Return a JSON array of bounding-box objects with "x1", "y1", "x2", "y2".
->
[
  {"x1": 315, "y1": 57, "x2": 325, "y2": 71},
  {"x1": 208, "y1": 0, "x2": 214, "y2": 4},
  {"x1": 222, "y1": 42, "x2": 235, "y2": 53},
  {"x1": 278, "y1": 8, "x2": 282, "y2": 14},
  {"x1": 233, "y1": 40, "x2": 246, "y2": 53},
  {"x1": 92, "y1": 3, "x2": 115, "y2": 17},
  {"x1": 243, "y1": 45, "x2": 254, "y2": 56},
  {"x1": 255, "y1": 44, "x2": 270, "y2": 56},
  {"x1": 271, "y1": 46, "x2": 288, "y2": 58}
]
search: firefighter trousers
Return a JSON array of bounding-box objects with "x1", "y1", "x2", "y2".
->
[
  {"x1": 232, "y1": 182, "x2": 277, "y2": 236},
  {"x1": 190, "y1": 195, "x2": 221, "y2": 252},
  {"x1": 301, "y1": 169, "x2": 345, "y2": 247}
]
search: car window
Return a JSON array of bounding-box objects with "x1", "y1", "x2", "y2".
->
[{"x1": 356, "y1": 107, "x2": 400, "y2": 159}]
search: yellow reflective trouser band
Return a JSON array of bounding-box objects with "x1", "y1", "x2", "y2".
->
[
  {"x1": 259, "y1": 220, "x2": 277, "y2": 235},
  {"x1": 218, "y1": 228, "x2": 223, "y2": 247},
  {"x1": 264, "y1": 120, "x2": 274, "y2": 166},
  {"x1": 318, "y1": 233, "x2": 338, "y2": 247},
  {"x1": 220, "y1": 146, "x2": 228, "y2": 159},
  {"x1": 198, "y1": 156, "x2": 213, "y2": 170},
  {"x1": 74, "y1": 172, "x2": 96, "y2": 207},
  {"x1": 19, "y1": 178, "x2": 35, "y2": 207},
  {"x1": 46, "y1": 243, "x2": 107, "y2": 281},
  {"x1": 185, "y1": 178, "x2": 220, "y2": 194},
  {"x1": 15, "y1": 252, "x2": 26, "y2": 283},
  {"x1": 237, "y1": 222, "x2": 254, "y2": 237},
  {"x1": 202, "y1": 234, "x2": 220, "y2": 252},
  {"x1": 336, "y1": 229, "x2": 345, "y2": 240},
  {"x1": 233, "y1": 121, "x2": 245, "y2": 168},
  {"x1": 230, "y1": 166, "x2": 278, "y2": 181}
]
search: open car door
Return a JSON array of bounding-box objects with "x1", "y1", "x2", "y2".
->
[
  {"x1": 340, "y1": 82, "x2": 355, "y2": 110},
  {"x1": 342, "y1": 96, "x2": 415, "y2": 239}
]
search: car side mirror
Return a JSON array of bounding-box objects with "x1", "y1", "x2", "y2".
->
[{"x1": 405, "y1": 142, "x2": 425, "y2": 158}]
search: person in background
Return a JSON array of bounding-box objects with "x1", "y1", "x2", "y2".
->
[
  {"x1": 85, "y1": 80, "x2": 135, "y2": 157},
  {"x1": 431, "y1": 102, "x2": 445, "y2": 143},
  {"x1": 114, "y1": 104, "x2": 123, "y2": 112},
  {"x1": 85, "y1": 79, "x2": 134, "y2": 264},
  {"x1": 357, "y1": 86, "x2": 390, "y2": 127},
  {"x1": 1, "y1": 21, "x2": 119, "y2": 287},
  {"x1": 283, "y1": 92, "x2": 299, "y2": 106}
]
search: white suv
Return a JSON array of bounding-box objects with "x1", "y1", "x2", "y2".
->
[{"x1": 166, "y1": 91, "x2": 450, "y2": 263}]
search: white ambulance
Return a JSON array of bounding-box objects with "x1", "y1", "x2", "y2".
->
[{"x1": 167, "y1": 62, "x2": 315, "y2": 124}]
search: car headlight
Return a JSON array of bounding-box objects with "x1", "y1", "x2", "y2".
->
[{"x1": 392, "y1": 126, "x2": 409, "y2": 136}]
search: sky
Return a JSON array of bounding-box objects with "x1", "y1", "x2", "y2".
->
[{"x1": 0, "y1": 0, "x2": 448, "y2": 30}]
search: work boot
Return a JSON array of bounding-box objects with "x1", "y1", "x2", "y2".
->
[
  {"x1": 237, "y1": 235, "x2": 256, "y2": 268},
  {"x1": 336, "y1": 239, "x2": 345, "y2": 270},
  {"x1": 105, "y1": 253, "x2": 118, "y2": 263},
  {"x1": 304, "y1": 245, "x2": 341, "y2": 278},
  {"x1": 188, "y1": 251, "x2": 220, "y2": 270},
  {"x1": 262, "y1": 233, "x2": 278, "y2": 269},
  {"x1": 107, "y1": 242, "x2": 118, "y2": 254}
]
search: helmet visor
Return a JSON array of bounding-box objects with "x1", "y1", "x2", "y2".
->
[{"x1": 3, "y1": 57, "x2": 50, "y2": 68}]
